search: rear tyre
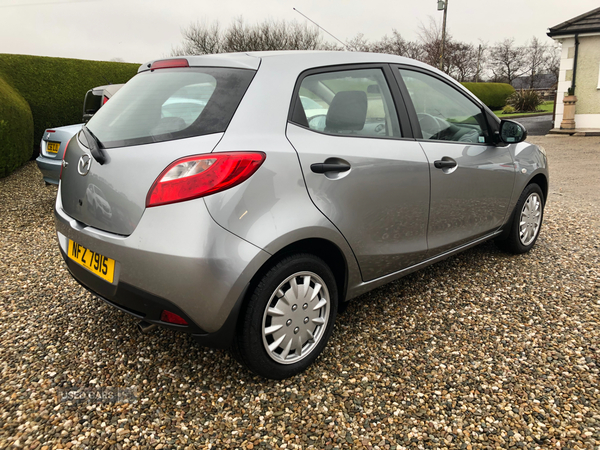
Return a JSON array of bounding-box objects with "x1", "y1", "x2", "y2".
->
[
  {"x1": 234, "y1": 254, "x2": 338, "y2": 379},
  {"x1": 496, "y1": 183, "x2": 544, "y2": 254}
]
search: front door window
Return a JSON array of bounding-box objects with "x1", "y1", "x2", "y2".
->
[{"x1": 400, "y1": 69, "x2": 489, "y2": 144}]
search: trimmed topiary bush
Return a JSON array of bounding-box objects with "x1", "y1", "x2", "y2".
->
[
  {"x1": 0, "y1": 76, "x2": 33, "y2": 177},
  {"x1": 0, "y1": 54, "x2": 139, "y2": 153},
  {"x1": 461, "y1": 82, "x2": 515, "y2": 110},
  {"x1": 507, "y1": 89, "x2": 542, "y2": 112}
]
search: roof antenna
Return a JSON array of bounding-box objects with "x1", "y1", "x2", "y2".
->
[
  {"x1": 293, "y1": 7, "x2": 350, "y2": 50},
  {"x1": 98, "y1": 73, "x2": 111, "y2": 85}
]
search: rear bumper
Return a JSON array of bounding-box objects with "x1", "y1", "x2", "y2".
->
[
  {"x1": 36, "y1": 155, "x2": 61, "y2": 185},
  {"x1": 54, "y1": 185, "x2": 270, "y2": 347}
]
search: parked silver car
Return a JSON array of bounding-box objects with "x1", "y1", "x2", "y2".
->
[
  {"x1": 37, "y1": 84, "x2": 123, "y2": 185},
  {"x1": 55, "y1": 52, "x2": 548, "y2": 379}
]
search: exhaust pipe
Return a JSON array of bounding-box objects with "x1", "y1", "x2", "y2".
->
[{"x1": 138, "y1": 321, "x2": 157, "y2": 334}]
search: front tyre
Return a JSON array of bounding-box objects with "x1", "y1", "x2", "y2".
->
[
  {"x1": 234, "y1": 254, "x2": 338, "y2": 379},
  {"x1": 496, "y1": 183, "x2": 544, "y2": 254}
]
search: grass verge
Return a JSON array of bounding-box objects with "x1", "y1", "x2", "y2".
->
[{"x1": 494, "y1": 101, "x2": 554, "y2": 118}]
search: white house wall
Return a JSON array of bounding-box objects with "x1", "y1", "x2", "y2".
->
[
  {"x1": 554, "y1": 37, "x2": 574, "y2": 126},
  {"x1": 554, "y1": 34, "x2": 600, "y2": 129}
]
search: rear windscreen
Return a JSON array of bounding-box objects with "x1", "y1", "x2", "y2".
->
[
  {"x1": 85, "y1": 67, "x2": 255, "y2": 149},
  {"x1": 83, "y1": 91, "x2": 102, "y2": 115}
]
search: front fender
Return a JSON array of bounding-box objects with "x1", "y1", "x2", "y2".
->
[{"x1": 505, "y1": 142, "x2": 549, "y2": 217}]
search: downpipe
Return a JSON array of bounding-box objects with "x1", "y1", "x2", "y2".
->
[{"x1": 138, "y1": 321, "x2": 157, "y2": 334}]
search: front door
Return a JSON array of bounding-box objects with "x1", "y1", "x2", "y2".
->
[{"x1": 396, "y1": 67, "x2": 516, "y2": 255}]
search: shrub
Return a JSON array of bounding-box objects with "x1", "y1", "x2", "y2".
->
[
  {"x1": 0, "y1": 54, "x2": 139, "y2": 152},
  {"x1": 507, "y1": 89, "x2": 542, "y2": 112},
  {"x1": 502, "y1": 105, "x2": 516, "y2": 114},
  {"x1": 461, "y1": 82, "x2": 515, "y2": 110},
  {"x1": 0, "y1": 76, "x2": 33, "y2": 177}
]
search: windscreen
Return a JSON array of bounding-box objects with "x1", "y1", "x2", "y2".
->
[{"x1": 85, "y1": 67, "x2": 255, "y2": 149}]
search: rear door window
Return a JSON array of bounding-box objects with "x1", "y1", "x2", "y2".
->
[
  {"x1": 86, "y1": 67, "x2": 255, "y2": 149},
  {"x1": 292, "y1": 68, "x2": 402, "y2": 138}
]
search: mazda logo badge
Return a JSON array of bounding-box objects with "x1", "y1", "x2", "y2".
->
[{"x1": 77, "y1": 154, "x2": 92, "y2": 176}]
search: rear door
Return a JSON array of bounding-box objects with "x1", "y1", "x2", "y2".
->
[
  {"x1": 393, "y1": 67, "x2": 516, "y2": 256},
  {"x1": 286, "y1": 65, "x2": 430, "y2": 282}
]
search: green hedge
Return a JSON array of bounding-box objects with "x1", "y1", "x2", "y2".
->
[
  {"x1": 0, "y1": 77, "x2": 33, "y2": 177},
  {"x1": 461, "y1": 82, "x2": 515, "y2": 110},
  {"x1": 0, "y1": 54, "x2": 139, "y2": 170}
]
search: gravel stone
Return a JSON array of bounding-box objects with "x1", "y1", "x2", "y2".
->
[{"x1": 1, "y1": 136, "x2": 599, "y2": 449}]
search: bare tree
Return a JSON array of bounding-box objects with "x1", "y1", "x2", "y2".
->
[
  {"x1": 445, "y1": 42, "x2": 478, "y2": 81},
  {"x1": 417, "y1": 17, "x2": 445, "y2": 68},
  {"x1": 489, "y1": 38, "x2": 526, "y2": 84},
  {"x1": 523, "y1": 37, "x2": 550, "y2": 88},
  {"x1": 367, "y1": 30, "x2": 423, "y2": 60},
  {"x1": 345, "y1": 33, "x2": 371, "y2": 52},
  {"x1": 171, "y1": 17, "x2": 323, "y2": 55},
  {"x1": 414, "y1": 18, "x2": 481, "y2": 81},
  {"x1": 544, "y1": 45, "x2": 561, "y2": 83},
  {"x1": 171, "y1": 20, "x2": 223, "y2": 55}
]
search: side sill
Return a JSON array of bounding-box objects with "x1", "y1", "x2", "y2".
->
[{"x1": 346, "y1": 230, "x2": 503, "y2": 300}]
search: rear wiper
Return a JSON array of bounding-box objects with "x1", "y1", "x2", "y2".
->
[{"x1": 82, "y1": 126, "x2": 107, "y2": 165}]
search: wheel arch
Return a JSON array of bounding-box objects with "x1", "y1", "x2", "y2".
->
[
  {"x1": 496, "y1": 173, "x2": 547, "y2": 246},
  {"x1": 528, "y1": 173, "x2": 548, "y2": 203},
  {"x1": 242, "y1": 238, "x2": 349, "y2": 315}
]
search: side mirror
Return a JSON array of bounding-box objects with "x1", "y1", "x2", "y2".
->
[{"x1": 499, "y1": 119, "x2": 527, "y2": 144}]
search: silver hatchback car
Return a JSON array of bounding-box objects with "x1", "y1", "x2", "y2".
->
[{"x1": 55, "y1": 52, "x2": 548, "y2": 379}]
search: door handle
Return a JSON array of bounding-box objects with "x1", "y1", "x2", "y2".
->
[
  {"x1": 310, "y1": 162, "x2": 351, "y2": 174},
  {"x1": 434, "y1": 160, "x2": 457, "y2": 169}
]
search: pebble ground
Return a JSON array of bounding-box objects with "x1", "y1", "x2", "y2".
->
[{"x1": 1, "y1": 136, "x2": 599, "y2": 449}]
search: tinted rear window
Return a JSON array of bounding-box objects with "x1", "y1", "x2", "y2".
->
[
  {"x1": 83, "y1": 91, "x2": 102, "y2": 115},
  {"x1": 85, "y1": 67, "x2": 255, "y2": 149}
]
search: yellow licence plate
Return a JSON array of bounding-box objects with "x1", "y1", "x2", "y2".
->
[
  {"x1": 47, "y1": 142, "x2": 60, "y2": 154},
  {"x1": 68, "y1": 240, "x2": 115, "y2": 283}
]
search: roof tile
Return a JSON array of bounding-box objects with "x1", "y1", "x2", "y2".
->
[{"x1": 548, "y1": 6, "x2": 600, "y2": 37}]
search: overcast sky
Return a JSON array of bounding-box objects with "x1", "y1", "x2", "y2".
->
[{"x1": 1, "y1": 0, "x2": 598, "y2": 64}]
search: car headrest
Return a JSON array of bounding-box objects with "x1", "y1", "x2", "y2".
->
[{"x1": 325, "y1": 91, "x2": 367, "y2": 132}]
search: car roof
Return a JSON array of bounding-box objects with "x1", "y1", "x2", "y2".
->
[{"x1": 139, "y1": 51, "x2": 442, "y2": 76}]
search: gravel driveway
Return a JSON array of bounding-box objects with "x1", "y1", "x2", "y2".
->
[{"x1": 1, "y1": 137, "x2": 599, "y2": 450}]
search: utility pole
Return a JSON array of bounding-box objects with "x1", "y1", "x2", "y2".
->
[
  {"x1": 476, "y1": 44, "x2": 482, "y2": 82},
  {"x1": 438, "y1": 0, "x2": 448, "y2": 71}
]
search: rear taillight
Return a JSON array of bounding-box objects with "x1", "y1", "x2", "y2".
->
[
  {"x1": 59, "y1": 137, "x2": 71, "y2": 180},
  {"x1": 102, "y1": 96, "x2": 109, "y2": 105},
  {"x1": 146, "y1": 152, "x2": 265, "y2": 207},
  {"x1": 42, "y1": 130, "x2": 55, "y2": 156},
  {"x1": 160, "y1": 310, "x2": 188, "y2": 325}
]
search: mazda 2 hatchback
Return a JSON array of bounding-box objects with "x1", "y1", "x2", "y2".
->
[{"x1": 55, "y1": 52, "x2": 548, "y2": 379}]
